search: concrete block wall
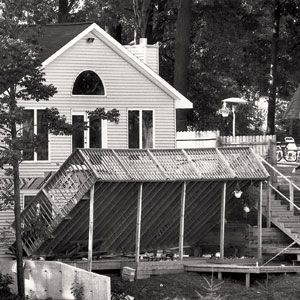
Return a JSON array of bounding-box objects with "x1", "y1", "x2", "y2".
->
[{"x1": 0, "y1": 260, "x2": 111, "y2": 300}]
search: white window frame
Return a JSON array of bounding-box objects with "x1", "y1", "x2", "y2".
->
[
  {"x1": 22, "y1": 108, "x2": 51, "y2": 163},
  {"x1": 71, "y1": 110, "x2": 107, "y2": 150},
  {"x1": 127, "y1": 109, "x2": 155, "y2": 149}
]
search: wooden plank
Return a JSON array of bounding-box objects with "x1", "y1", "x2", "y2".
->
[
  {"x1": 179, "y1": 182, "x2": 187, "y2": 261},
  {"x1": 220, "y1": 182, "x2": 227, "y2": 259},
  {"x1": 88, "y1": 184, "x2": 95, "y2": 272},
  {"x1": 135, "y1": 183, "x2": 143, "y2": 263},
  {"x1": 258, "y1": 182, "x2": 263, "y2": 260},
  {"x1": 245, "y1": 273, "x2": 250, "y2": 289},
  {"x1": 289, "y1": 180, "x2": 294, "y2": 211},
  {"x1": 267, "y1": 181, "x2": 272, "y2": 228}
]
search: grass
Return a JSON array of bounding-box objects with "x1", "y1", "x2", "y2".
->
[{"x1": 111, "y1": 272, "x2": 300, "y2": 300}]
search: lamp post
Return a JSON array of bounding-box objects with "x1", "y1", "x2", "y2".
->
[{"x1": 217, "y1": 97, "x2": 247, "y2": 136}]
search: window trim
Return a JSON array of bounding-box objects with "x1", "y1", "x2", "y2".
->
[
  {"x1": 22, "y1": 108, "x2": 51, "y2": 163},
  {"x1": 127, "y1": 108, "x2": 155, "y2": 149},
  {"x1": 71, "y1": 69, "x2": 107, "y2": 97}
]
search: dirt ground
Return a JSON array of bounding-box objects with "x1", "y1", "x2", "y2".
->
[{"x1": 110, "y1": 272, "x2": 300, "y2": 300}]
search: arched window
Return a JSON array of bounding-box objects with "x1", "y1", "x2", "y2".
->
[{"x1": 72, "y1": 70, "x2": 105, "y2": 95}]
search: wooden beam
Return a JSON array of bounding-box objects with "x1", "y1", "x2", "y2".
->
[
  {"x1": 135, "y1": 183, "x2": 143, "y2": 263},
  {"x1": 257, "y1": 181, "x2": 263, "y2": 260},
  {"x1": 220, "y1": 182, "x2": 227, "y2": 259},
  {"x1": 88, "y1": 184, "x2": 95, "y2": 272},
  {"x1": 267, "y1": 180, "x2": 272, "y2": 228},
  {"x1": 179, "y1": 181, "x2": 187, "y2": 261}
]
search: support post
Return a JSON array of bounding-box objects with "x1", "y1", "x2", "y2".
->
[
  {"x1": 135, "y1": 183, "x2": 143, "y2": 263},
  {"x1": 289, "y1": 180, "x2": 294, "y2": 212},
  {"x1": 220, "y1": 182, "x2": 227, "y2": 259},
  {"x1": 179, "y1": 182, "x2": 187, "y2": 261},
  {"x1": 257, "y1": 181, "x2": 263, "y2": 260},
  {"x1": 88, "y1": 184, "x2": 95, "y2": 272},
  {"x1": 267, "y1": 181, "x2": 272, "y2": 228},
  {"x1": 232, "y1": 105, "x2": 236, "y2": 136}
]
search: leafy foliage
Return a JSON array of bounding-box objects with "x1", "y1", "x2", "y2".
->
[{"x1": 0, "y1": 273, "x2": 18, "y2": 300}]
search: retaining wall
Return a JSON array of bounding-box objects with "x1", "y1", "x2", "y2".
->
[{"x1": 0, "y1": 260, "x2": 111, "y2": 300}]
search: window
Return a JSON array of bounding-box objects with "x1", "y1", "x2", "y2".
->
[
  {"x1": 72, "y1": 71, "x2": 105, "y2": 95},
  {"x1": 128, "y1": 110, "x2": 153, "y2": 149},
  {"x1": 72, "y1": 113, "x2": 104, "y2": 151},
  {"x1": 23, "y1": 109, "x2": 49, "y2": 161}
]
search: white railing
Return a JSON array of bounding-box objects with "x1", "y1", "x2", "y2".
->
[{"x1": 260, "y1": 157, "x2": 300, "y2": 212}]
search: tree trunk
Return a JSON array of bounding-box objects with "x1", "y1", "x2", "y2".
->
[
  {"x1": 58, "y1": 0, "x2": 70, "y2": 23},
  {"x1": 133, "y1": 0, "x2": 153, "y2": 43},
  {"x1": 174, "y1": 0, "x2": 193, "y2": 97},
  {"x1": 11, "y1": 122, "x2": 25, "y2": 299},
  {"x1": 267, "y1": 0, "x2": 281, "y2": 135}
]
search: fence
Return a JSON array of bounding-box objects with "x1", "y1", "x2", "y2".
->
[
  {"x1": 176, "y1": 130, "x2": 220, "y2": 148},
  {"x1": 176, "y1": 132, "x2": 276, "y2": 162},
  {"x1": 219, "y1": 135, "x2": 277, "y2": 161}
]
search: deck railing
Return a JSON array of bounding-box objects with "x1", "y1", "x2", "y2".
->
[{"x1": 260, "y1": 157, "x2": 300, "y2": 212}]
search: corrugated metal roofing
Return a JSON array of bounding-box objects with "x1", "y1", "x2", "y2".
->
[{"x1": 81, "y1": 147, "x2": 269, "y2": 181}]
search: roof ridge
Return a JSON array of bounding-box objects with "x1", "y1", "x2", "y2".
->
[{"x1": 44, "y1": 22, "x2": 94, "y2": 27}]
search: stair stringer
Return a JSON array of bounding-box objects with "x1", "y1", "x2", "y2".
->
[{"x1": 17, "y1": 150, "x2": 99, "y2": 256}]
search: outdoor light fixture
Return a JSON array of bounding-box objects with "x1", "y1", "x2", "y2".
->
[
  {"x1": 86, "y1": 37, "x2": 95, "y2": 43},
  {"x1": 243, "y1": 203, "x2": 250, "y2": 213},
  {"x1": 233, "y1": 182, "x2": 243, "y2": 198},
  {"x1": 217, "y1": 102, "x2": 231, "y2": 118},
  {"x1": 217, "y1": 97, "x2": 247, "y2": 136}
]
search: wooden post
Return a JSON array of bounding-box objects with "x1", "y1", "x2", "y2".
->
[
  {"x1": 135, "y1": 183, "x2": 143, "y2": 263},
  {"x1": 220, "y1": 182, "x2": 227, "y2": 259},
  {"x1": 267, "y1": 180, "x2": 272, "y2": 228},
  {"x1": 88, "y1": 184, "x2": 95, "y2": 272},
  {"x1": 179, "y1": 182, "x2": 187, "y2": 261},
  {"x1": 257, "y1": 181, "x2": 263, "y2": 260},
  {"x1": 289, "y1": 180, "x2": 294, "y2": 212}
]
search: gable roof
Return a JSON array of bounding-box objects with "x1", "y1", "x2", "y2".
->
[
  {"x1": 37, "y1": 23, "x2": 92, "y2": 62},
  {"x1": 37, "y1": 23, "x2": 193, "y2": 109},
  {"x1": 284, "y1": 84, "x2": 300, "y2": 119}
]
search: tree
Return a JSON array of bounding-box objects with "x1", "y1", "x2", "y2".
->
[
  {"x1": 174, "y1": 0, "x2": 192, "y2": 96},
  {"x1": 58, "y1": 0, "x2": 79, "y2": 23},
  {"x1": 0, "y1": 2, "x2": 119, "y2": 298}
]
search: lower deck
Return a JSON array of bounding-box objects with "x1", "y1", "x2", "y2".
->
[{"x1": 62, "y1": 258, "x2": 300, "y2": 288}]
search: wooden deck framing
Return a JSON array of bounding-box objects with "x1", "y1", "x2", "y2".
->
[
  {"x1": 185, "y1": 263, "x2": 300, "y2": 288},
  {"x1": 64, "y1": 258, "x2": 300, "y2": 288}
]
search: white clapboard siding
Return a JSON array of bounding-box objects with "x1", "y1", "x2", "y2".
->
[{"x1": 12, "y1": 31, "x2": 176, "y2": 177}]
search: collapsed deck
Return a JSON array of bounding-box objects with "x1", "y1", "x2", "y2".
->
[{"x1": 17, "y1": 147, "x2": 269, "y2": 257}]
